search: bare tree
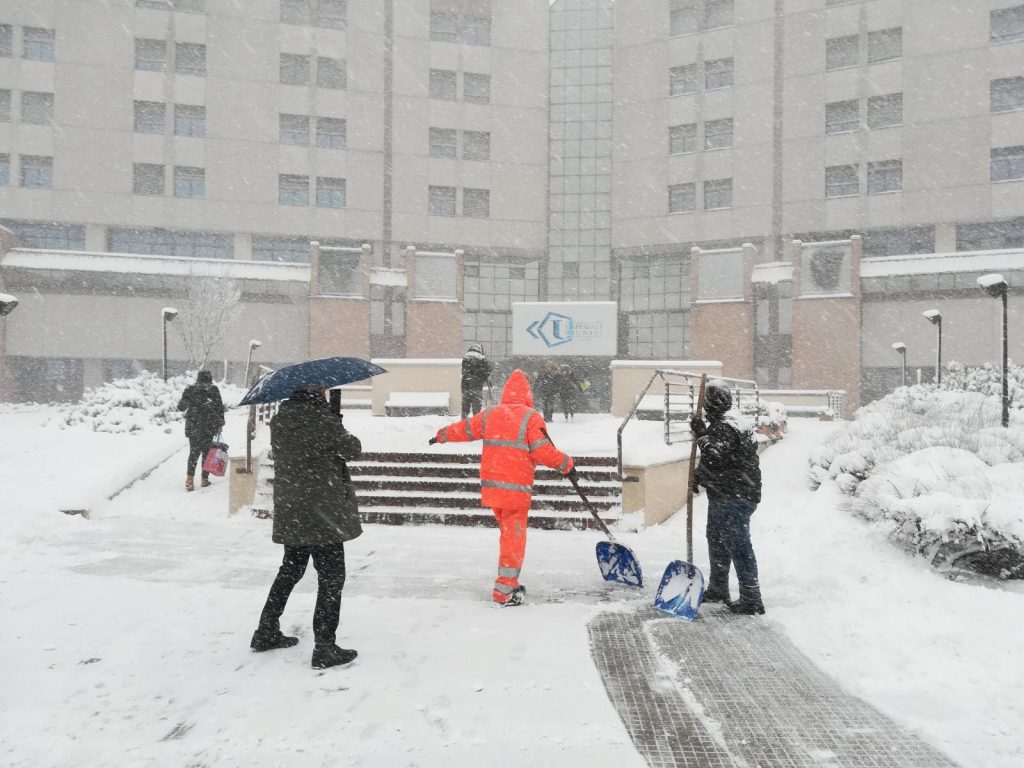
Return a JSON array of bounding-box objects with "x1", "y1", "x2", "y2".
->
[{"x1": 174, "y1": 272, "x2": 242, "y2": 370}]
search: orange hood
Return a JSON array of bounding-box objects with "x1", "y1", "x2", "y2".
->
[{"x1": 500, "y1": 369, "x2": 534, "y2": 408}]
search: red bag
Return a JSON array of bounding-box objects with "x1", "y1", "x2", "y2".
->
[{"x1": 203, "y1": 436, "x2": 229, "y2": 477}]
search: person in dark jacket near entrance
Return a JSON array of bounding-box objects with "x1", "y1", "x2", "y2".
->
[
  {"x1": 177, "y1": 370, "x2": 225, "y2": 492},
  {"x1": 461, "y1": 344, "x2": 493, "y2": 418},
  {"x1": 691, "y1": 380, "x2": 765, "y2": 615},
  {"x1": 534, "y1": 360, "x2": 560, "y2": 422},
  {"x1": 250, "y1": 385, "x2": 363, "y2": 669}
]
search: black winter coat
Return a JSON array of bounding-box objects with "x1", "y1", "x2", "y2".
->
[
  {"x1": 270, "y1": 391, "x2": 363, "y2": 547},
  {"x1": 694, "y1": 417, "x2": 762, "y2": 504},
  {"x1": 534, "y1": 371, "x2": 560, "y2": 399},
  {"x1": 177, "y1": 384, "x2": 225, "y2": 439},
  {"x1": 461, "y1": 352, "x2": 492, "y2": 390}
]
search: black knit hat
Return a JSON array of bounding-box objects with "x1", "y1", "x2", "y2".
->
[
  {"x1": 197, "y1": 370, "x2": 213, "y2": 384},
  {"x1": 703, "y1": 380, "x2": 732, "y2": 418}
]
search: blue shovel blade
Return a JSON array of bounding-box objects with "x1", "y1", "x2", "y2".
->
[
  {"x1": 653, "y1": 560, "x2": 705, "y2": 621},
  {"x1": 596, "y1": 541, "x2": 644, "y2": 588}
]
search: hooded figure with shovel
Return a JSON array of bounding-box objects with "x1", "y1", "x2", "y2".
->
[{"x1": 429, "y1": 369, "x2": 575, "y2": 607}]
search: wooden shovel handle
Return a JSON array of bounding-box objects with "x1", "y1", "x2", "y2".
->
[{"x1": 686, "y1": 375, "x2": 708, "y2": 562}]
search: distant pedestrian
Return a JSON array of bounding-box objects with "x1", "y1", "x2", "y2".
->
[
  {"x1": 557, "y1": 363, "x2": 580, "y2": 421},
  {"x1": 534, "y1": 361, "x2": 560, "y2": 422},
  {"x1": 177, "y1": 370, "x2": 225, "y2": 492},
  {"x1": 690, "y1": 380, "x2": 765, "y2": 615},
  {"x1": 429, "y1": 369, "x2": 576, "y2": 606},
  {"x1": 460, "y1": 344, "x2": 493, "y2": 418},
  {"x1": 250, "y1": 385, "x2": 364, "y2": 669}
]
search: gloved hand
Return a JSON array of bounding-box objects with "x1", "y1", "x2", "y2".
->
[
  {"x1": 691, "y1": 475, "x2": 701, "y2": 495},
  {"x1": 690, "y1": 415, "x2": 707, "y2": 438},
  {"x1": 428, "y1": 437, "x2": 437, "y2": 446},
  {"x1": 566, "y1": 466, "x2": 579, "y2": 482}
]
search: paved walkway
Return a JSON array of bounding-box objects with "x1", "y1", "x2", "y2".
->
[{"x1": 589, "y1": 605, "x2": 960, "y2": 768}]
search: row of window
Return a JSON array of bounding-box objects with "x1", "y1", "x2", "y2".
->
[
  {"x1": 670, "y1": 58, "x2": 733, "y2": 96},
  {"x1": 429, "y1": 69, "x2": 491, "y2": 103},
  {"x1": 668, "y1": 179, "x2": 733, "y2": 213},
  {"x1": 826, "y1": 28, "x2": 902, "y2": 70},
  {"x1": 428, "y1": 185, "x2": 490, "y2": 218},
  {"x1": 133, "y1": 164, "x2": 206, "y2": 198},
  {"x1": 279, "y1": 115, "x2": 347, "y2": 148},
  {"x1": 0, "y1": 89, "x2": 54, "y2": 125},
  {"x1": 670, "y1": 0, "x2": 734, "y2": 37},
  {"x1": 279, "y1": 175, "x2": 347, "y2": 208},
  {"x1": 279, "y1": 0, "x2": 346, "y2": 30},
  {"x1": 429, "y1": 3, "x2": 491, "y2": 46},
  {"x1": 280, "y1": 53, "x2": 346, "y2": 88},
  {"x1": 0, "y1": 24, "x2": 55, "y2": 61},
  {"x1": 428, "y1": 128, "x2": 490, "y2": 160},
  {"x1": 0, "y1": 155, "x2": 53, "y2": 188},
  {"x1": 669, "y1": 118, "x2": 733, "y2": 154},
  {"x1": 826, "y1": 93, "x2": 902, "y2": 134},
  {"x1": 136, "y1": 0, "x2": 206, "y2": 12},
  {"x1": 134, "y1": 101, "x2": 205, "y2": 136}
]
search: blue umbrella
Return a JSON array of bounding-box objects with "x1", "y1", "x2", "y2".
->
[{"x1": 238, "y1": 356, "x2": 387, "y2": 406}]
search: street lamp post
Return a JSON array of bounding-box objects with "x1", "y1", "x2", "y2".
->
[
  {"x1": 0, "y1": 293, "x2": 18, "y2": 317},
  {"x1": 922, "y1": 309, "x2": 942, "y2": 385},
  {"x1": 162, "y1": 307, "x2": 178, "y2": 381},
  {"x1": 245, "y1": 339, "x2": 262, "y2": 386},
  {"x1": 978, "y1": 274, "x2": 1010, "y2": 428},
  {"x1": 892, "y1": 342, "x2": 907, "y2": 388}
]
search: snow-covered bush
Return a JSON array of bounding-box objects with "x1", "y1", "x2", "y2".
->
[{"x1": 941, "y1": 360, "x2": 1024, "y2": 408}]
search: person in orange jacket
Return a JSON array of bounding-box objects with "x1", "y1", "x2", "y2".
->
[{"x1": 429, "y1": 369, "x2": 576, "y2": 607}]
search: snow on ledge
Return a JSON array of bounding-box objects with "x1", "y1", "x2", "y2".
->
[
  {"x1": 861, "y1": 249, "x2": 1024, "y2": 278},
  {"x1": 611, "y1": 360, "x2": 722, "y2": 369},
  {"x1": 385, "y1": 392, "x2": 450, "y2": 407},
  {"x1": 371, "y1": 358, "x2": 460, "y2": 366},
  {"x1": 751, "y1": 261, "x2": 793, "y2": 283}
]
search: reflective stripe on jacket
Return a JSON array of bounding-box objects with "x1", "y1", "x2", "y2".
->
[{"x1": 435, "y1": 369, "x2": 573, "y2": 509}]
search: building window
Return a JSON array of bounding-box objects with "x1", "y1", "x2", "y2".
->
[
  {"x1": 991, "y1": 77, "x2": 1024, "y2": 113},
  {"x1": 20, "y1": 155, "x2": 53, "y2": 188},
  {"x1": 138, "y1": 0, "x2": 207, "y2": 9},
  {"x1": 320, "y1": 250, "x2": 361, "y2": 295},
  {"x1": 703, "y1": 178, "x2": 732, "y2": 209},
  {"x1": 867, "y1": 27, "x2": 902, "y2": 63},
  {"x1": 670, "y1": 64, "x2": 698, "y2": 96},
  {"x1": 0, "y1": 90, "x2": 9, "y2": 122},
  {"x1": 21, "y1": 92, "x2": 55, "y2": 125},
  {"x1": 316, "y1": 176, "x2": 346, "y2": 208},
  {"x1": 282, "y1": 0, "x2": 344, "y2": 27},
  {"x1": 430, "y1": 2, "x2": 491, "y2": 46},
  {"x1": 991, "y1": 146, "x2": 1024, "y2": 182},
  {"x1": 704, "y1": 58, "x2": 733, "y2": 89},
  {"x1": 175, "y1": 42, "x2": 206, "y2": 75},
  {"x1": 704, "y1": 117, "x2": 733, "y2": 150},
  {"x1": 316, "y1": 117, "x2": 346, "y2": 148},
  {"x1": 252, "y1": 235, "x2": 310, "y2": 262},
  {"x1": 318, "y1": 0, "x2": 347, "y2": 29},
  {"x1": 133, "y1": 163, "x2": 165, "y2": 195},
  {"x1": 825, "y1": 99, "x2": 859, "y2": 134},
  {"x1": 562, "y1": 263, "x2": 579, "y2": 279},
  {"x1": 279, "y1": 174, "x2": 309, "y2": 205},
  {"x1": 174, "y1": 104, "x2": 205, "y2": 137},
  {"x1": 668, "y1": 182, "x2": 696, "y2": 213},
  {"x1": 991, "y1": 5, "x2": 1024, "y2": 42},
  {"x1": 317, "y1": 57, "x2": 346, "y2": 88},
  {"x1": 430, "y1": 69, "x2": 458, "y2": 100},
  {"x1": 430, "y1": 8, "x2": 458, "y2": 42},
  {"x1": 0, "y1": 25, "x2": 11, "y2": 57},
  {"x1": 428, "y1": 185, "x2": 457, "y2": 216},
  {"x1": 134, "y1": 101, "x2": 165, "y2": 133},
  {"x1": 1, "y1": 219, "x2": 86, "y2": 250},
  {"x1": 281, "y1": 0, "x2": 312, "y2": 25},
  {"x1": 669, "y1": 123, "x2": 698, "y2": 154},
  {"x1": 174, "y1": 166, "x2": 205, "y2": 197},
  {"x1": 280, "y1": 113, "x2": 311, "y2": 145},
  {"x1": 135, "y1": 38, "x2": 167, "y2": 71},
  {"x1": 867, "y1": 93, "x2": 902, "y2": 128},
  {"x1": 463, "y1": 188, "x2": 490, "y2": 218},
  {"x1": 23, "y1": 28, "x2": 55, "y2": 61},
  {"x1": 826, "y1": 34, "x2": 858, "y2": 69},
  {"x1": 826, "y1": 0, "x2": 859, "y2": 5},
  {"x1": 825, "y1": 164, "x2": 858, "y2": 197},
  {"x1": 463, "y1": 130, "x2": 490, "y2": 160},
  {"x1": 704, "y1": 0, "x2": 734, "y2": 30},
  {"x1": 429, "y1": 127, "x2": 457, "y2": 158},
  {"x1": 463, "y1": 72, "x2": 491, "y2": 103},
  {"x1": 280, "y1": 54, "x2": 311, "y2": 85},
  {"x1": 109, "y1": 227, "x2": 232, "y2": 259},
  {"x1": 867, "y1": 159, "x2": 902, "y2": 193},
  {"x1": 670, "y1": 1, "x2": 696, "y2": 36},
  {"x1": 0, "y1": 154, "x2": 9, "y2": 185}
]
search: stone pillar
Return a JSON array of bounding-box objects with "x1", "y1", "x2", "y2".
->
[
  {"x1": 687, "y1": 243, "x2": 756, "y2": 380},
  {"x1": 308, "y1": 242, "x2": 373, "y2": 360},
  {"x1": 404, "y1": 247, "x2": 465, "y2": 359}
]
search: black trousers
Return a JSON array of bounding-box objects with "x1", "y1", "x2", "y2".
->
[
  {"x1": 186, "y1": 434, "x2": 214, "y2": 478},
  {"x1": 461, "y1": 387, "x2": 483, "y2": 418},
  {"x1": 257, "y1": 544, "x2": 347, "y2": 645},
  {"x1": 706, "y1": 495, "x2": 762, "y2": 604}
]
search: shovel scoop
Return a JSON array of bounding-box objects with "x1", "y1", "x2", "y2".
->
[
  {"x1": 653, "y1": 560, "x2": 704, "y2": 620},
  {"x1": 570, "y1": 475, "x2": 644, "y2": 588}
]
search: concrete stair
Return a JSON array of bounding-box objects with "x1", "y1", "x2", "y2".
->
[{"x1": 252, "y1": 451, "x2": 623, "y2": 530}]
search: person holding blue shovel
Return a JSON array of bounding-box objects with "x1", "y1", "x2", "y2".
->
[{"x1": 690, "y1": 380, "x2": 765, "y2": 615}]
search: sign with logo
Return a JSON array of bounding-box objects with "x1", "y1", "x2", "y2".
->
[{"x1": 512, "y1": 302, "x2": 618, "y2": 357}]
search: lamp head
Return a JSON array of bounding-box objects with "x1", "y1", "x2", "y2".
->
[
  {"x1": 249, "y1": 339, "x2": 262, "y2": 350},
  {"x1": 162, "y1": 307, "x2": 179, "y2": 322},
  {"x1": 977, "y1": 274, "x2": 1008, "y2": 299},
  {"x1": 0, "y1": 293, "x2": 17, "y2": 317},
  {"x1": 892, "y1": 342, "x2": 906, "y2": 354},
  {"x1": 922, "y1": 309, "x2": 941, "y2": 325}
]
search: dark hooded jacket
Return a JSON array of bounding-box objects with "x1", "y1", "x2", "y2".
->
[
  {"x1": 693, "y1": 384, "x2": 762, "y2": 504},
  {"x1": 270, "y1": 390, "x2": 363, "y2": 546},
  {"x1": 461, "y1": 345, "x2": 493, "y2": 390},
  {"x1": 177, "y1": 371, "x2": 225, "y2": 439}
]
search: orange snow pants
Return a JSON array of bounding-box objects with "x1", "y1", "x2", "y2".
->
[{"x1": 491, "y1": 507, "x2": 529, "y2": 603}]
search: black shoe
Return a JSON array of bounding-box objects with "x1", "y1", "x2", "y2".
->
[
  {"x1": 727, "y1": 600, "x2": 765, "y2": 615},
  {"x1": 250, "y1": 628, "x2": 299, "y2": 652},
  {"x1": 702, "y1": 587, "x2": 732, "y2": 604},
  {"x1": 504, "y1": 585, "x2": 526, "y2": 607},
  {"x1": 312, "y1": 644, "x2": 358, "y2": 669}
]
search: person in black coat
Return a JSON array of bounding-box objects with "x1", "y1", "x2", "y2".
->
[
  {"x1": 460, "y1": 344, "x2": 493, "y2": 418},
  {"x1": 691, "y1": 380, "x2": 765, "y2": 615},
  {"x1": 250, "y1": 385, "x2": 364, "y2": 670},
  {"x1": 557, "y1": 363, "x2": 580, "y2": 421},
  {"x1": 534, "y1": 361, "x2": 560, "y2": 422},
  {"x1": 177, "y1": 370, "x2": 225, "y2": 492}
]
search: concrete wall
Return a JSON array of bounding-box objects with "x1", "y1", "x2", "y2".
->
[
  {"x1": 610, "y1": 359, "x2": 724, "y2": 418},
  {"x1": 621, "y1": 457, "x2": 688, "y2": 527},
  {"x1": 370, "y1": 358, "x2": 461, "y2": 416}
]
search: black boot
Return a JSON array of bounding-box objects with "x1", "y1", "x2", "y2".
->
[
  {"x1": 727, "y1": 599, "x2": 765, "y2": 615},
  {"x1": 702, "y1": 586, "x2": 732, "y2": 604},
  {"x1": 312, "y1": 643, "x2": 358, "y2": 669},
  {"x1": 250, "y1": 628, "x2": 299, "y2": 652},
  {"x1": 503, "y1": 585, "x2": 526, "y2": 607}
]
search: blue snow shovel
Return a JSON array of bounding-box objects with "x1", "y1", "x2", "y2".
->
[
  {"x1": 569, "y1": 474, "x2": 643, "y2": 588},
  {"x1": 654, "y1": 374, "x2": 708, "y2": 621}
]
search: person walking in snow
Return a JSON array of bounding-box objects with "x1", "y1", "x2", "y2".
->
[
  {"x1": 534, "y1": 360, "x2": 561, "y2": 422},
  {"x1": 250, "y1": 384, "x2": 363, "y2": 669},
  {"x1": 557, "y1": 363, "x2": 580, "y2": 421},
  {"x1": 428, "y1": 369, "x2": 576, "y2": 606},
  {"x1": 177, "y1": 370, "x2": 225, "y2": 492},
  {"x1": 690, "y1": 380, "x2": 765, "y2": 615},
  {"x1": 460, "y1": 344, "x2": 493, "y2": 418}
]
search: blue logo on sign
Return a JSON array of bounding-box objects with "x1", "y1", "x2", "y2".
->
[{"x1": 527, "y1": 312, "x2": 574, "y2": 348}]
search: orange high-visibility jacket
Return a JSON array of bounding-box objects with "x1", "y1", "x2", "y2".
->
[{"x1": 434, "y1": 369, "x2": 574, "y2": 510}]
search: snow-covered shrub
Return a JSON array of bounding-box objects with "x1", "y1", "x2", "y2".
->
[{"x1": 941, "y1": 360, "x2": 1024, "y2": 409}]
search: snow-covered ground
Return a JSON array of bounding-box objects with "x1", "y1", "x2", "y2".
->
[{"x1": 1, "y1": 410, "x2": 1022, "y2": 767}]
